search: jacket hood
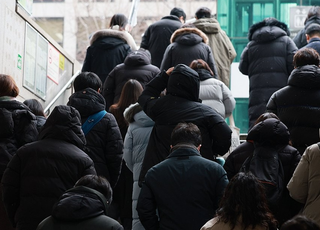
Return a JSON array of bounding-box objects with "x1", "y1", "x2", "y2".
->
[
  {"x1": 89, "y1": 29, "x2": 134, "y2": 47},
  {"x1": 52, "y1": 186, "x2": 108, "y2": 221},
  {"x1": 247, "y1": 118, "x2": 289, "y2": 146},
  {"x1": 0, "y1": 100, "x2": 32, "y2": 112},
  {"x1": 171, "y1": 27, "x2": 208, "y2": 44},
  {"x1": 166, "y1": 64, "x2": 200, "y2": 102},
  {"x1": 39, "y1": 105, "x2": 86, "y2": 149},
  {"x1": 248, "y1": 18, "x2": 290, "y2": 41},
  {"x1": 305, "y1": 16, "x2": 320, "y2": 27},
  {"x1": 195, "y1": 69, "x2": 214, "y2": 81},
  {"x1": 124, "y1": 49, "x2": 151, "y2": 66},
  {"x1": 288, "y1": 65, "x2": 320, "y2": 89},
  {"x1": 124, "y1": 102, "x2": 154, "y2": 127},
  {"x1": 193, "y1": 17, "x2": 220, "y2": 34},
  {"x1": 67, "y1": 88, "x2": 105, "y2": 118}
]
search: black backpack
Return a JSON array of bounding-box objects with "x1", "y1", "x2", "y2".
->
[{"x1": 240, "y1": 145, "x2": 284, "y2": 208}]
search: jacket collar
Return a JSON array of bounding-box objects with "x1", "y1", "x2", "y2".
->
[{"x1": 168, "y1": 144, "x2": 201, "y2": 158}]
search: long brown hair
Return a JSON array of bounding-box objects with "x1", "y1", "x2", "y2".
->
[
  {"x1": 109, "y1": 79, "x2": 143, "y2": 138},
  {"x1": 0, "y1": 74, "x2": 19, "y2": 97},
  {"x1": 216, "y1": 172, "x2": 278, "y2": 230}
]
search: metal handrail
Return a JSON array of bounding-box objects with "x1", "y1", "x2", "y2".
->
[{"x1": 44, "y1": 70, "x2": 80, "y2": 114}]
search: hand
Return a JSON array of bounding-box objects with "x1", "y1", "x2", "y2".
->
[{"x1": 166, "y1": 67, "x2": 174, "y2": 75}]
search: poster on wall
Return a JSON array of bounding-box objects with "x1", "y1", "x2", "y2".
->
[
  {"x1": 47, "y1": 44, "x2": 60, "y2": 84},
  {"x1": 23, "y1": 23, "x2": 48, "y2": 100}
]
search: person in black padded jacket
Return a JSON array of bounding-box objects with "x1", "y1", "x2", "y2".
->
[
  {"x1": 1, "y1": 105, "x2": 96, "y2": 230},
  {"x1": 68, "y1": 72, "x2": 123, "y2": 188}
]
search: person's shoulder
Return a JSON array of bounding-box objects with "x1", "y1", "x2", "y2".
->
[{"x1": 92, "y1": 215, "x2": 124, "y2": 229}]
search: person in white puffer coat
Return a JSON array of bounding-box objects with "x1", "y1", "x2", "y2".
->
[
  {"x1": 123, "y1": 102, "x2": 154, "y2": 230},
  {"x1": 190, "y1": 59, "x2": 235, "y2": 118}
]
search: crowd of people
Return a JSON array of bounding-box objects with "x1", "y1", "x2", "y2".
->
[{"x1": 1, "y1": 4, "x2": 320, "y2": 230}]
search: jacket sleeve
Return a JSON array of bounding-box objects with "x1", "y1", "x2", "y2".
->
[
  {"x1": 209, "y1": 116, "x2": 232, "y2": 156},
  {"x1": 286, "y1": 38, "x2": 298, "y2": 75},
  {"x1": 238, "y1": 45, "x2": 249, "y2": 75},
  {"x1": 206, "y1": 47, "x2": 219, "y2": 80},
  {"x1": 104, "y1": 114, "x2": 124, "y2": 187},
  {"x1": 159, "y1": 45, "x2": 173, "y2": 71},
  {"x1": 223, "y1": 152, "x2": 238, "y2": 181},
  {"x1": 225, "y1": 34, "x2": 237, "y2": 62},
  {"x1": 138, "y1": 71, "x2": 169, "y2": 120},
  {"x1": 140, "y1": 27, "x2": 150, "y2": 49},
  {"x1": 81, "y1": 47, "x2": 91, "y2": 72},
  {"x1": 136, "y1": 178, "x2": 159, "y2": 230},
  {"x1": 1, "y1": 153, "x2": 22, "y2": 227},
  {"x1": 221, "y1": 83, "x2": 236, "y2": 118},
  {"x1": 102, "y1": 70, "x2": 116, "y2": 111},
  {"x1": 266, "y1": 93, "x2": 278, "y2": 115},
  {"x1": 123, "y1": 127, "x2": 134, "y2": 172},
  {"x1": 215, "y1": 167, "x2": 229, "y2": 205},
  {"x1": 293, "y1": 28, "x2": 307, "y2": 49},
  {"x1": 287, "y1": 145, "x2": 313, "y2": 204}
]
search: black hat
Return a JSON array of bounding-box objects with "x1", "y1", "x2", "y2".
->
[{"x1": 306, "y1": 23, "x2": 320, "y2": 35}]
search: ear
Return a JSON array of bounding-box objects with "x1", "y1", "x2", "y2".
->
[
  {"x1": 306, "y1": 34, "x2": 311, "y2": 43},
  {"x1": 97, "y1": 88, "x2": 101, "y2": 93},
  {"x1": 179, "y1": 16, "x2": 185, "y2": 23},
  {"x1": 197, "y1": 144, "x2": 201, "y2": 152}
]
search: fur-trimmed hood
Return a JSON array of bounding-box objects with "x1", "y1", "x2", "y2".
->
[
  {"x1": 171, "y1": 27, "x2": 208, "y2": 44},
  {"x1": 248, "y1": 18, "x2": 290, "y2": 41},
  {"x1": 123, "y1": 102, "x2": 154, "y2": 127},
  {"x1": 89, "y1": 29, "x2": 136, "y2": 49}
]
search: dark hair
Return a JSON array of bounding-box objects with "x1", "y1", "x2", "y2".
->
[
  {"x1": 74, "y1": 72, "x2": 102, "y2": 92},
  {"x1": 109, "y1": 14, "x2": 128, "y2": 30},
  {"x1": 195, "y1": 7, "x2": 212, "y2": 19},
  {"x1": 281, "y1": 215, "x2": 320, "y2": 230},
  {"x1": 171, "y1": 122, "x2": 202, "y2": 147},
  {"x1": 293, "y1": 48, "x2": 320, "y2": 68},
  {"x1": 0, "y1": 74, "x2": 19, "y2": 97},
  {"x1": 109, "y1": 79, "x2": 143, "y2": 135},
  {"x1": 75, "y1": 175, "x2": 112, "y2": 203},
  {"x1": 189, "y1": 59, "x2": 214, "y2": 76},
  {"x1": 170, "y1": 7, "x2": 186, "y2": 22},
  {"x1": 254, "y1": 112, "x2": 279, "y2": 125},
  {"x1": 308, "y1": 30, "x2": 320, "y2": 37},
  {"x1": 305, "y1": 6, "x2": 320, "y2": 24},
  {"x1": 23, "y1": 99, "x2": 45, "y2": 117},
  {"x1": 216, "y1": 172, "x2": 278, "y2": 230}
]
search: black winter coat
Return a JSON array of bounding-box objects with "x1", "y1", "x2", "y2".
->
[
  {"x1": 37, "y1": 186, "x2": 123, "y2": 230},
  {"x1": 140, "y1": 15, "x2": 182, "y2": 68},
  {"x1": 137, "y1": 146, "x2": 228, "y2": 230},
  {"x1": 102, "y1": 50, "x2": 160, "y2": 110},
  {"x1": 239, "y1": 18, "x2": 297, "y2": 128},
  {"x1": 293, "y1": 16, "x2": 320, "y2": 48},
  {"x1": 68, "y1": 88, "x2": 123, "y2": 187},
  {"x1": 138, "y1": 64, "x2": 231, "y2": 185},
  {"x1": 0, "y1": 100, "x2": 38, "y2": 179},
  {"x1": 267, "y1": 65, "x2": 320, "y2": 154},
  {"x1": 244, "y1": 118, "x2": 301, "y2": 225},
  {"x1": 1, "y1": 105, "x2": 96, "y2": 230},
  {"x1": 82, "y1": 29, "x2": 132, "y2": 84},
  {"x1": 160, "y1": 27, "x2": 219, "y2": 78}
]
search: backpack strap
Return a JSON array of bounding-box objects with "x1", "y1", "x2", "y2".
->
[{"x1": 82, "y1": 110, "x2": 107, "y2": 135}]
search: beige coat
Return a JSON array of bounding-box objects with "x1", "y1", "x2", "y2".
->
[
  {"x1": 201, "y1": 217, "x2": 268, "y2": 230},
  {"x1": 194, "y1": 18, "x2": 237, "y2": 87},
  {"x1": 287, "y1": 143, "x2": 320, "y2": 226}
]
